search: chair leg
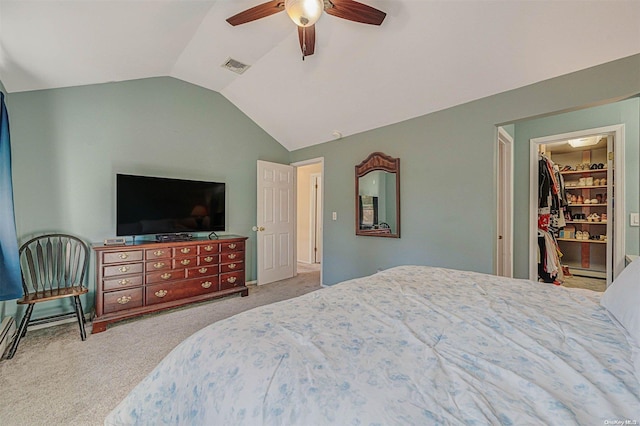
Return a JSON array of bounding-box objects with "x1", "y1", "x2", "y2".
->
[
  {"x1": 73, "y1": 296, "x2": 86, "y2": 341},
  {"x1": 6, "y1": 304, "x2": 35, "y2": 359},
  {"x1": 79, "y1": 299, "x2": 87, "y2": 327}
]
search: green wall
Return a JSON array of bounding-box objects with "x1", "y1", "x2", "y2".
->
[
  {"x1": 2, "y1": 54, "x2": 640, "y2": 323},
  {"x1": 2, "y1": 77, "x2": 288, "y2": 318},
  {"x1": 291, "y1": 54, "x2": 640, "y2": 285},
  {"x1": 512, "y1": 98, "x2": 640, "y2": 278}
]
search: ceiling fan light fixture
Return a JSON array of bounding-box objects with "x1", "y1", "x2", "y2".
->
[{"x1": 285, "y1": 0, "x2": 324, "y2": 27}]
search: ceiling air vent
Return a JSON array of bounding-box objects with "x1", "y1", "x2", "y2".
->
[{"x1": 222, "y1": 57, "x2": 250, "y2": 75}]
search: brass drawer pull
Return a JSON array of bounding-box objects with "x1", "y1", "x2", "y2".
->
[
  {"x1": 199, "y1": 267, "x2": 208, "y2": 274},
  {"x1": 228, "y1": 253, "x2": 237, "y2": 260},
  {"x1": 228, "y1": 243, "x2": 237, "y2": 250},
  {"x1": 153, "y1": 250, "x2": 165, "y2": 256},
  {"x1": 228, "y1": 263, "x2": 237, "y2": 270},
  {"x1": 117, "y1": 296, "x2": 131, "y2": 305},
  {"x1": 180, "y1": 259, "x2": 191, "y2": 266},
  {"x1": 201, "y1": 281, "x2": 213, "y2": 289},
  {"x1": 204, "y1": 256, "x2": 214, "y2": 262},
  {"x1": 160, "y1": 273, "x2": 172, "y2": 280},
  {"x1": 155, "y1": 290, "x2": 168, "y2": 298},
  {"x1": 153, "y1": 262, "x2": 166, "y2": 269},
  {"x1": 203, "y1": 245, "x2": 214, "y2": 252},
  {"x1": 180, "y1": 248, "x2": 191, "y2": 254},
  {"x1": 118, "y1": 279, "x2": 130, "y2": 286},
  {"x1": 119, "y1": 266, "x2": 129, "y2": 273},
  {"x1": 118, "y1": 253, "x2": 128, "y2": 259},
  {"x1": 227, "y1": 276, "x2": 237, "y2": 284}
]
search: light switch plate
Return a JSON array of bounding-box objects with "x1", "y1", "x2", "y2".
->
[
  {"x1": 631, "y1": 213, "x2": 639, "y2": 227},
  {"x1": 332, "y1": 212, "x2": 337, "y2": 221}
]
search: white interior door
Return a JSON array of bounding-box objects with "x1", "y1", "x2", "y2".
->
[{"x1": 256, "y1": 160, "x2": 295, "y2": 285}]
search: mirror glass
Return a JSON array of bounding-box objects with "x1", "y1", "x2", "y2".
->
[{"x1": 356, "y1": 152, "x2": 400, "y2": 238}]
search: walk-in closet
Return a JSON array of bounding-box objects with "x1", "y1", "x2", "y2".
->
[{"x1": 534, "y1": 129, "x2": 621, "y2": 291}]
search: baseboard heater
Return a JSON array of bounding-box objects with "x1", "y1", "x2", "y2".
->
[{"x1": 0, "y1": 316, "x2": 16, "y2": 358}]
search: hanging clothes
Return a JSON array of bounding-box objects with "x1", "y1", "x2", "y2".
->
[
  {"x1": 538, "y1": 229, "x2": 564, "y2": 283},
  {"x1": 537, "y1": 154, "x2": 566, "y2": 283},
  {"x1": 0, "y1": 92, "x2": 23, "y2": 301}
]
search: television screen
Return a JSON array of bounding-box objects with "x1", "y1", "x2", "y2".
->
[{"x1": 116, "y1": 174, "x2": 225, "y2": 237}]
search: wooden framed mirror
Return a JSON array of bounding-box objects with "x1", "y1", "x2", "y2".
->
[{"x1": 355, "y1": 152, "x2": 400, "y2": 238}]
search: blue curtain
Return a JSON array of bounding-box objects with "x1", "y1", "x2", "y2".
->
[{"x1": 0, "y1": 92, "x2": 22, "y2": 300}]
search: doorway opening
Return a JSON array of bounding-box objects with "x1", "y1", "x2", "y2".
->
[
  {"x1": 529, "y1": 125, "x2": 625, "y2": 290},
  {"x1": 293, "y1": 158, "x2": 324, "y2": 284}
]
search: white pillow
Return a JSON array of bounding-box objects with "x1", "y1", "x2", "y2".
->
[{"x1": 600, "y1": 257, "x2": 640, "y2": 344}]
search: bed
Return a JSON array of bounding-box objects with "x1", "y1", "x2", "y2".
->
[{"x1": 105, "y1": 265, "x2": 640, "y2": 425}]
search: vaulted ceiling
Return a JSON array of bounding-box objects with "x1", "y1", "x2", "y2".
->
[{"x1": 1, "y1": 1, "x2": 639, "y2": 151}]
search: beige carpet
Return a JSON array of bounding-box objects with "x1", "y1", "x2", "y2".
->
[{"x1": 0, "y1": 269, "x2": 321, "y2": 426}]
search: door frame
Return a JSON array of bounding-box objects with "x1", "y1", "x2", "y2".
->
[
  {"x1": 291, "y1": 157, "x2": 324, "y2": 285},
  {"x1": 496, "y1": 127, "x2": 514, "y2": 277},
  {"x1": 310, "y1": 172, "x2": 322, "y2": 263},
  {"x1": 528, "y1": 124, "x2": 625, "y2": 285}
]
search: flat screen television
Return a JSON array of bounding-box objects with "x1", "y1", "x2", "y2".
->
[{"x1": 116, "y1": 174, "x2": 225, "y2": 237}]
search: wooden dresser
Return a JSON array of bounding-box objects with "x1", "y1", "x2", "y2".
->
[{"x1": 92, "y1": 235, "x2": 248, "y2": 333}]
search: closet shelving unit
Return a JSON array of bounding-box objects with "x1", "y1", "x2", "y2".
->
[{"x1": 547, "y1": 139, "x2": 613, "y2": 279}]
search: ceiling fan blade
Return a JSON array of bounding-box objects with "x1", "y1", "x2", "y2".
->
[
  {"x1": 325, "y1": 0, "x2": 386, "y2": 25},
  {"x1": 226, "y1": 1, "x2": 285, "y2": 26},
  {"x1": 298, "y1": 25, "x2": 316, "y2": 59}
]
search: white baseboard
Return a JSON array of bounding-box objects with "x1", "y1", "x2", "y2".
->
[{"x1": 0, "y1": 317, "x2": 16, "y2": 357}]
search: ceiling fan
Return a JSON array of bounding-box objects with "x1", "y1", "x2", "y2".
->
[{"x1": 226, "y1": 0, "x2": 386, "y2": 60}]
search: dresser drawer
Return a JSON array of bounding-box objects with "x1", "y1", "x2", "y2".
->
[
  {"x1": 146, "y1": 269, "x2": 185, "y2": 284},
  {"x1": 198, "y1": 243, "x2": 219, "y2": 254},
  {"x1": 103, "y1": 288, "x2": 143, "y2": 314},
  {"x1": 145, "y1": 259, "x2": 172, "y2": 272},
  {"x1": 174, "y1": 245, "x2": 196, "y2": 257},
  {"x1": 173, "y1": 256, "x2": 197, "y2": 268},
  {"x1": 220, "y1": 241, "x2": 244, "y2": 252},
  {"x1": 186, "y1": 265, "x2": 219, "y2": 279},
  {"x1": 146, "y1": 278, "x2": 219, "y2": 305},
  {"x1": 103, "y1": 275, "x2": 143, "y2": 291},
  {"x1": 220, "y1": 271, "x2": 245, "y2": 291},
  {"x1": 145, "y1": 247, "x2": 171, "y2": 260},
  {"x1": 103, "y1": 263, "x2": 143, "y2": 277},
  {"x1": 220, "y1": 261, "x2": 243, "y2": 273},
  {"x1": 220, "y1": 252, "x2": 242, "y2": 263},
  {"x1": 198, "y1": 254, "x2": 219, "y2": 265},
  {"x1": 102, "y1": 250, "x2": 143, "y2": 264}
]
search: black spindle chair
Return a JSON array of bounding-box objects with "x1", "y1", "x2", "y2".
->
[{"x1": 6, "y1": 233, "x2": 89, "y2": 359}]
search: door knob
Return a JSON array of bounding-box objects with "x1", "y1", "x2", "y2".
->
[{"x1": 252, "y1": 226, "x2": 265, "y2": 232}]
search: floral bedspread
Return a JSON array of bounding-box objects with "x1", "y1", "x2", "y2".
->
[{"x1": 105, "y1": 265, "x2": 640, "y2": 425}]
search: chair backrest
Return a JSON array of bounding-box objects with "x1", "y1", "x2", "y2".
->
[{"x1": 19, "y1": 233, "x2": 89, "y2": 295}]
